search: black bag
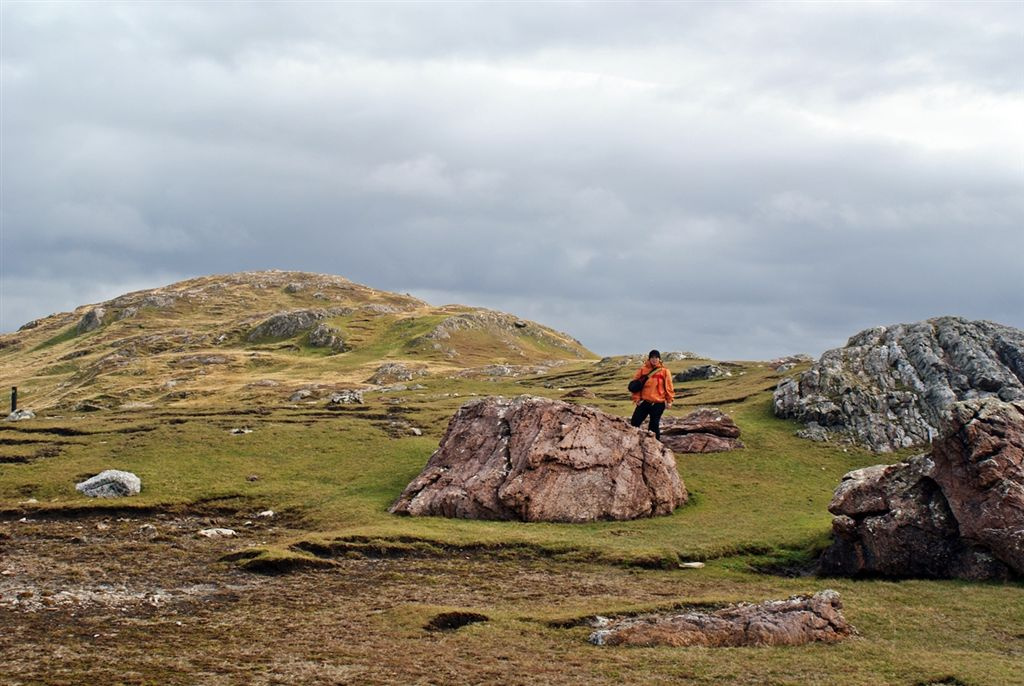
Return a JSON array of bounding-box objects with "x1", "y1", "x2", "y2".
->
[{"x1": 628, "y1": 367, "x2": 660, "y2": 394}]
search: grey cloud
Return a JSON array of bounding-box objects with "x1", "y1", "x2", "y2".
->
[{"x1": 2, "y1": 1, "x2": 1021, "y2": 359}]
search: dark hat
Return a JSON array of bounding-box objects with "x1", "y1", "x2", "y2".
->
[{"x1": 648, "y1": 349, "x2": 661, "y2": 359}]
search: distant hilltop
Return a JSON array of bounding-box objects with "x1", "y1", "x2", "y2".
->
[{"x1": 0, "y1": 270, "x2": 595, "y2": 412}]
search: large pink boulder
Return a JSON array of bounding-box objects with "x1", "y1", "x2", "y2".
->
[
  {"x1": 389, "y1": 396, "x2": 687, "y2": 522},
  {"x1": 821, "y1": 398, "x2": 1024, "y2": 579}
]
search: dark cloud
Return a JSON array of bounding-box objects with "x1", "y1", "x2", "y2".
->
[{"x1": 2, "y1": 1, "x2": 1021, "y2": 359}]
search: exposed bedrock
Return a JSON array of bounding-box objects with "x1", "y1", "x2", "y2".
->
[
  {"x1": 389, "y1": 396, "x2": 687, "y2": 522},
  {"x1": 774, "y1": 317, "x2": 1024, "y2": 452},
  {"x1": 820, "y1": 398, "x2": 1024, "y2": 580},
  {"x1": 590, "y1": 590, "x2": 854, "y2": 647},
  {"x1": 660, "y1": 408, "x2": 743, "y2": 453}
]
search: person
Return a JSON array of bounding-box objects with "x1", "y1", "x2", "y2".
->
[{"x1": 630, "y1": 349, "x2": 674, "y2": 440}]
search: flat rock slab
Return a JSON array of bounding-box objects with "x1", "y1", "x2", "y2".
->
[
  {"x1": 390, "y1": 395, "x2": 687, "y2": 522},
  {"x1": 589, "y1": 590, "x2": 854, "y2": 647},
  {"x1": 661, "y1": 408, "x2": 743, "y2": 453}
]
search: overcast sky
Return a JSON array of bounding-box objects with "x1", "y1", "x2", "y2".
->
[{"x1": 2, "y1": 1, "x2": 1021, "y2": 359}]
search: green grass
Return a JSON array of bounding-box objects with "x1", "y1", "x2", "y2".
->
[
  {"x1": 1, "y1": 355, "x2": 1020, "y2": 686},
  {"x1": 30, "y1": 324, "x2": 80, "y2": 351}
]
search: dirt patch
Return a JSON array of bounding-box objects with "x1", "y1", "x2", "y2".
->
[{"x1": 425, "y1": 611, "x2": 489, "y2": 631}]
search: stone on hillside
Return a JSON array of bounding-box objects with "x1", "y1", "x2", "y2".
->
[
  {"x1": 308, "y1": 323, "x2": 346, "y2": 351},
  {"x1": 246, "y1": 310, "x2": 323, "y2": 342},
  {"x1": 76, "y1": 307, "x2": 106, "y2": 334},
  {"x1": 674, "y1": 364, "x2": 731, "y2": 382},
  {"x1": 5, "y1": 409, "x2": 35, "y2": 421},
  {"x1": 660, "y1": 408, "x2": 743, "y2": 454},
  {"x1": 562, "y1": 388, "x2": 596, "y2": 399},
  {"x1": 416, "y1": 311, "x2": 587, "y2": 358},
  {"x1": 76, "y1": 470, "x2": 142, "y2": 498},
  {"x1": 663, "y1": 352, "x2": 700, "y2": 362},
  {"x1": 796, "y1": 422, "x2": 831, "y2": 442},
  {"x1": 589, "y1": 590, "x2": 853, "y2": 647},
  {"x1": 290, "y1": 389, "x2": 314, "y2": 402},
  {"x1": 774, "y1": 317, "x2": 1024, "y2": 452},
  {"x1": 328, "y1": 390, "x2": 363, "y2": 405},
  {"x1": 819, "y1": 398, "x2": 1023, "y2": 580},
  {"x1": 198, "y1": 528, "x2": 237, "y2": 539},
  {"x1": 390, "y1": 396, "x2": 687, "y2": 522},
  {"x1": 368, "y1": 363, "x2": 427, "y2": 385}
]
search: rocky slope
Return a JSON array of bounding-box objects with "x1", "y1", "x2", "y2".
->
[
  {"x1": 774, "y1": 317, "x2": 1024, "y2": 452},
  {"x1": 0, "y1": 271, "x2": 594, "y2": 412}
]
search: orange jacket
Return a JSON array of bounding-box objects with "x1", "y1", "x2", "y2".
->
[{"x1": 631, "y1": 361, "x2": 674, "y2": 404}]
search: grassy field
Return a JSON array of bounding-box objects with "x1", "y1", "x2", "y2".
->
[{"x1": 3, "y1": 353, "x2": 1021, "y2": 685}]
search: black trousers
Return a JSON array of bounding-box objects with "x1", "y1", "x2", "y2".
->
[{"x1": 630, "y1": 401, "x2": 666, "y2": 439}]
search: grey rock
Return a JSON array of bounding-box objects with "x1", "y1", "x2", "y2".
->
[
  {"x1": 328, "y1": 390, "x2": 363, "y2": 405},
  {"x1": 5, "y1": 409, "x2": 35, "y2": 421},
  {"x1": 197, "y1": 528, "x2": 237, "y2": 538},
  {"x1": 290, "y1": 389, "x2": 314, "y2": 402},
  {"x1": 76, "y1": 307, "x2": 106, "y2": 334},
  {"x1": 367, "y1": 363, "x2": 426, "y2": 385},
  {"x1": 76, "y1": 470, "x2": 141, "y2": 498},
  {"x1": 308, "y1": 323, "x2": 347, "y2": 351},
  {"x1": 247, "y1": 310, "x2": 324, "y2": 342},
  {"x1": 774, "y1": 317, "x2": 1024, "y2": 452},
  {"x1": 795, "y1": 421, "x2": 831, "y2": 442},
  {"x1": 674, "y1": 364, "x2": 731, "y2": 382}
]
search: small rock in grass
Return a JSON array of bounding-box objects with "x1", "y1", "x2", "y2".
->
[
  {"x1": 76, "y1": 470, "x2": 141, "y2": 498},
  {"x1": 256, "y1": 510, "x2": 275, "y2": 519},
  {"x1": 198, "y1": 528, "x2": 237, "y2": 539}
]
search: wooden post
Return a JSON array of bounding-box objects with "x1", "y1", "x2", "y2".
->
[{"x1": 10, "y1": 386, "x2": 16, "y2": 413}]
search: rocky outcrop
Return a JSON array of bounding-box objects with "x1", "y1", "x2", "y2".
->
[
  {"x1": 820, "y1": 398, "x2": 1023, "y2": 580},
  {"x1": 390, "y1": 396, "x2": 687, "y2": 522},
  {"x1": 660, "y1": 408, "x2": 743, "y2": 453},
  {"x1": 327, "y1": 390, "x2": 363, "y2": 405},
  {"x1": 930, "y1": 399, "x2": 1024, "y2": 573},
  {"x1": 367, "y1": 363, "x2": 427, "y2": 385},
  {"x1": 674, "y1": 365, "x2": 731, "y2": 382},
  {"x1": 76, "y1": 308, "x2": 106, "y2": 334},
  {"x1": 774, "y1": 317, "x2": 1024, "y2": 452},
  {"x1": 76, "y1": 470, "x2": 142, "y2": 498},
  {"x1": 308, "y1": 323, "x2": 346, "y2": 351},
  {"x1": 413, "y1": 310, "x2": 588, "y2": 359},
  {"x1": 246, "y1": 310, "x2": 324, "y2": 342},
  {"x1": 589, "y1": 590, "x2": 853, "y2": 647},
  {"x1": 5, "y1": 409, "x2": 35, "y2": 421}
]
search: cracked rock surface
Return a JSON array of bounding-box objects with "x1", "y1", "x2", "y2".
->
[
  {"x1": 774, "y1": 317, "x2": 1024, "y2": 452},
  {"x1": 389, "y1": 396, "x2": 687, "y2": 522},
  {"x1": 820, "y1": 398, "x2": 1024, "y2": 580},
  {"x1": 589, "y1": 590, "x2": 853, "y2": 647}
]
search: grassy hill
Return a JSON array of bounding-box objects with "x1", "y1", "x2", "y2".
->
[
  {"x1": 1, "y1": 273, "x2": 1020, "y2": 686},
  {"x1": 0, "y1": 270, "x2": 593, "y2": 413}
]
